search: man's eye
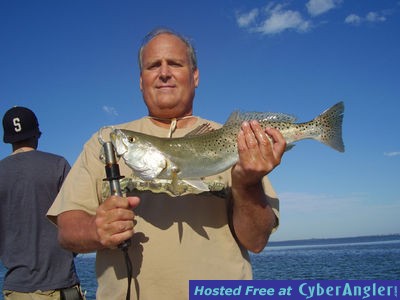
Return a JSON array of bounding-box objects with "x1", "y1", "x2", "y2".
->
[
  {"x1": 169, "y1": 62, "x2": 182, "y2": 67},
  {"x1": 146, "y1": 62, "x2": 160, "y2": 70}
]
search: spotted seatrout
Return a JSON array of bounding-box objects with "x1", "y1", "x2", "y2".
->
[{"x1": 108, "y1": 102, "x2": 344, "y2": 190}]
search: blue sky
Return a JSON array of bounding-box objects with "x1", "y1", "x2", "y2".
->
[{"x1": 1, "y1": 0, "x2": 399, "y2": 242}]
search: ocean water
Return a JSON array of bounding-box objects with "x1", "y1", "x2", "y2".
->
[
  {"x1": 251, "y1": 238, "x2": 400, "y2": 280},
  {"x1": 1, "y1": 235, "x2": 399, "y2": 299}
]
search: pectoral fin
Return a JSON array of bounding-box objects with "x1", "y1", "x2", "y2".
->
[{"x1": 182, "y1": 179, "x2": 210, "y2": 192}]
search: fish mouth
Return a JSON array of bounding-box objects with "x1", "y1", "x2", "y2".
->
[
  {"x1": 110, "y1": 129, "x2": 128, "y2": 156},
  {"x1": 109, "y1": 131, "x2": 117, "y2": 144}
]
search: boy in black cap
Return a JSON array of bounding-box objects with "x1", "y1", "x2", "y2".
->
[
  {"x1": 0, "y1": 107, "x2": 84, "y2": 300},
  {"x1": 2, "y1": 106, "x2": 42, "y2": 144}
]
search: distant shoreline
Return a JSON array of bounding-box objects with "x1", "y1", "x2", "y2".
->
[{"x1": 268, "y1": 233, "x2": 400, "y2": 247}]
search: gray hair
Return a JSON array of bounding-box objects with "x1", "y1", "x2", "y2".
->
[{"x1": 138, "y1": 28, "x2": 198, "y2": 72}]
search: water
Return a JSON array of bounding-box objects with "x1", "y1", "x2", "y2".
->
[
  {"x1": 75, "y1": 253, "x2": 97, "y2": 300},
  {"x1": 251, "y1": 239, "x2": 400, "y2": 280},
  {"x1": 1, "y1": 235, "x2": 399, "y2": 299}
]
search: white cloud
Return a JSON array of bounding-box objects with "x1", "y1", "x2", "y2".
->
[
  {"x1": 102, "y1": 105, "x2": 118, "y2": 116},
  {"x1": 366, "y1": 11, "x2": 386, "y2": 22},
  {"x1": 306, "y1": 0, "x2": 342, "y2": 16},
  {"x1": 257, "y1": 5, "x2": 310, "y2": 34},
  {"x1": 236, "y1": 3, "x2": 390, "y2": 36},
  {"x1": 236, "y1": 8, "x2": 259, "y2": 28},
  {"x1": 236, "y1": 3, "x2": 311, "y2": 35},
  {"x1": 344, "y1": 14, "x2": 362, "y2": 24},
  {"x1": 345, "y1": 11, "x2": 387, "y2": 25},
  {"x1": 384, "y1": 151, "x2": 400, "y2": 157}
]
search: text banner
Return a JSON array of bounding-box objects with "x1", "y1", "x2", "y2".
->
[{"x1": 189, "y1": 280, "x2": 399, "y2": 299}]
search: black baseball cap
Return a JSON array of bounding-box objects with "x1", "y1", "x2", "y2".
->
[{"x1": 2, "y1": 106, "x2": 42, "y2": 143}]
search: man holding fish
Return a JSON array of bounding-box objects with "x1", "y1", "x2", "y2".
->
[{"x1": 47, "y1": 28, "x2": 288, "y2": 299}]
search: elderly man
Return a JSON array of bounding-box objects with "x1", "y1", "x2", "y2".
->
[{"x1": 48, "y1": 28, "x2": 285, "y2": 300}]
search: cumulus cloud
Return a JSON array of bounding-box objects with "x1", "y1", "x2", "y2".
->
[
  {"x1": 236, "y1": 3, "x2": 311, "y2": 35},
  {"x1": 236, "y1": 2, "x2": 392, "y2": 36},
  {"x1": 306, "y1": 0, "x2": 342, "y2": 16},
  {"x1": 102, "y1": 105, "x2": 118, "y2": 116},
  {"x1": 344, "y1": 14, "x2": 362, "y2": 24},
  {"x1": 366, "y1": 11, "x2": 387, "y2": 22},
  {"x1": 384, "y1": 151, "x2": 400, "y2": 157},
  {"x1": 345, "y1": 11, "x2": 387, "y2": 25},
  {"x1": 236, "y1": 8, "x2": 259, "y2": 28}
]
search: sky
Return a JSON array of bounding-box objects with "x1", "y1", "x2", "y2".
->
[{"x1": 0, "y1": 0, "x2": 399, "y2": 242}]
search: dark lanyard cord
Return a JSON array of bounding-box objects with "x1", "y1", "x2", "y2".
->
[{"x1": 121, "y1": 246, "x2": 133, "y2": 300}]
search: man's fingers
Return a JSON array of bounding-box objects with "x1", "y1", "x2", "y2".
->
[{"x1": 265, "y1": 127, "x2": 287, "y2": 154}]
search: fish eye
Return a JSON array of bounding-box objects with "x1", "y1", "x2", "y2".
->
[{"x1": 128, "y1": 136, "x2": 135, "y2": 143}]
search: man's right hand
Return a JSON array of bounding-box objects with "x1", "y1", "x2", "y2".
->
[{"x1": 95, "y1": 196, "x2": 140, "y2": 249}]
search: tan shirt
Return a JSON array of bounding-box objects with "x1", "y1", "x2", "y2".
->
[{"x1": 48, "y1": 116, "x2": 279, "y2": 300}]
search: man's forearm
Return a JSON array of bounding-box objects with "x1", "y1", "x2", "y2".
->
[
  {"x1": 57, "y1": 210, "x2": 105, "y2": 253},
  {"x1": 231, "y1": 182, "x2": 277, "y2": 253}
]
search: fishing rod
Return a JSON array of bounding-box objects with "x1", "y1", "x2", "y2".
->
[{"x1": 102, "y1": 141, "x2": 132, "y2": 300}]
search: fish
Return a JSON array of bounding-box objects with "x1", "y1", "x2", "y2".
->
[{"x1": 108, "y1": 101, "x2": 344, "y2": 195}]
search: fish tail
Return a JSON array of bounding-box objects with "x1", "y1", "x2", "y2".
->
[{"x1": 314, "y1": 101, "x2": 345, "y2": 152}]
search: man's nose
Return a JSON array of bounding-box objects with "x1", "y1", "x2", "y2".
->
[{"x1": 159, "y1": 62, "x2": 171, "y2": 80}]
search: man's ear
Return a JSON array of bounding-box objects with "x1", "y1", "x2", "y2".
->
[{"x1": 193, "y1": 68, "x2": 199, "y2": 88}]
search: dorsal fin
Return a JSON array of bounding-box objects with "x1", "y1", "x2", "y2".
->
[
  {"x1": 185, "y1": 122, "x2": 215, "y2": 137},
  {"x1": 224, "y1": 111, "x2": 297, "y2": 125}
]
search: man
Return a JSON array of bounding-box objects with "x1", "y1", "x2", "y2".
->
[
  {"x1": 48, "y1": 28, "x2": 286, "y2": 299},
  {"x1": 0, "y1": 106, "x2": 83, "y2": 300}
]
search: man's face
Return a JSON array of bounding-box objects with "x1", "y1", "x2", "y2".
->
[{"x1": 140, "y1": 33, "x2": 199, "y2": 119}]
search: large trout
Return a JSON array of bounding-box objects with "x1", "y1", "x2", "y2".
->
[{"x1": 107, "y1": 102, "x2": 344, "y2": 194}]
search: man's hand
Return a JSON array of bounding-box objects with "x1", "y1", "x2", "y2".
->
[
  {"x1": 95, "y1": 196, "x2": 140, "y2": 249},
  {"x1": 232, "y1": 120, "x2": 286, "y2": 187}
]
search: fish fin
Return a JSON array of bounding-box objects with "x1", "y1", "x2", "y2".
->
[
  {"x1": 315, "y1": 101, "x2": 345, "y2": 152},
  {"x1": 224, "y1": 111, "x2": 297, "y2": 125},
  {"x1": 165, "y1": 178, "x2": 209, "y2": 196},
  {"x1": 224, "y1": 111, "x2": 241, "y2": 125},
  {"x1": 182, "y1": 179, "x2": 210, "y2": 192},
  {"x1": 169, "y1": 169, "x2": 183, "y2": 196},
  {"x1": 185, "y1": 122, "x2": 215, "y2": 137}
]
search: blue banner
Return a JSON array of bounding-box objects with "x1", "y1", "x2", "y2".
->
[{"x1": 189, "y1": 280, "x2": 399, "y2": 299}]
